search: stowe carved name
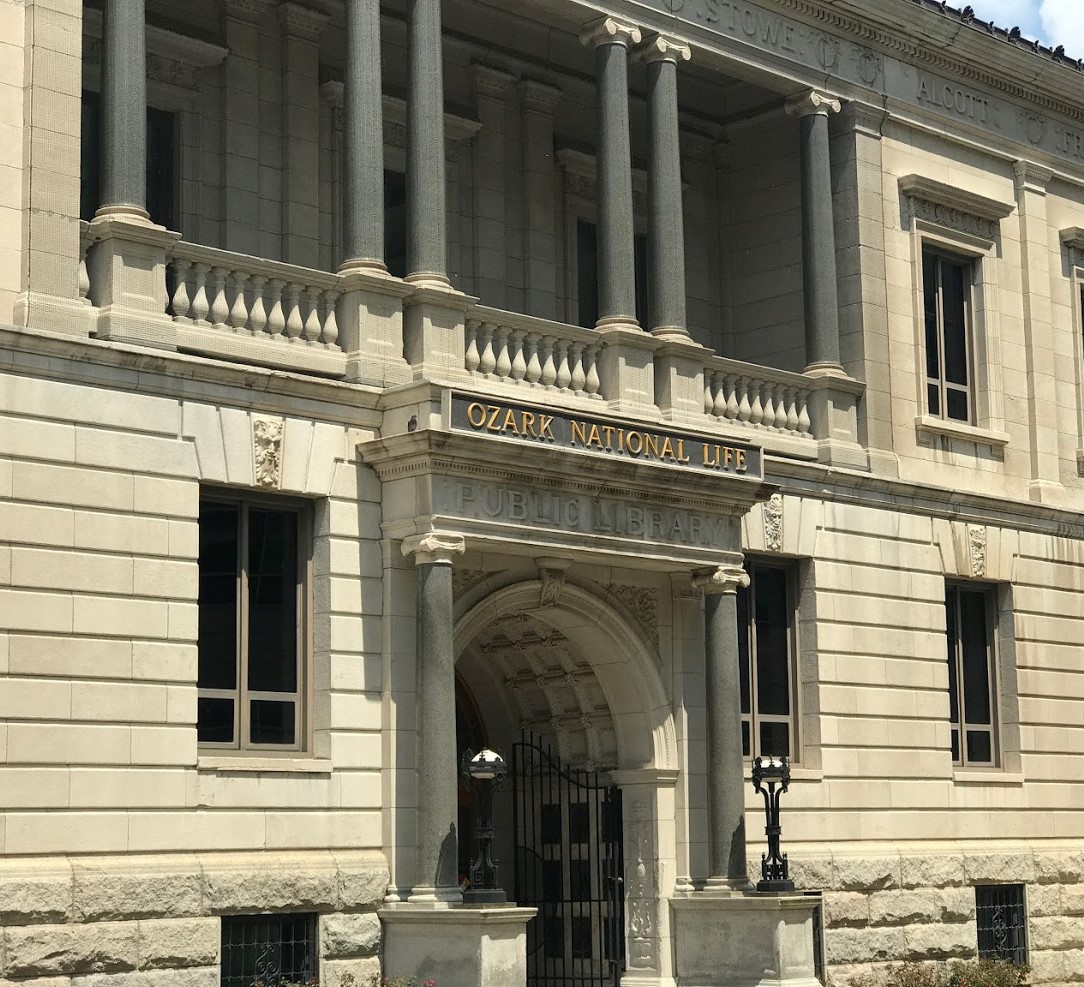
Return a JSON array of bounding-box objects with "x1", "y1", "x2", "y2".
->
[{"x1": 449, "y1": 392, "x2": 763, "y2": 480}]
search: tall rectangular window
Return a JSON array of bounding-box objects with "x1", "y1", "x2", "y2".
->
[
  {"x1": 197, "y1": 495, "x2": 308, "y2": 751},
  {"x1": 737, "y1": 562, "x2": 798, "y2": 759},
  {"x1": 945, "y1": 584, "x2": 997, "y2": 767},
  {"x1": 976, "y1": 884, "x2": 1028, "y2": 965},
  {"x1": 923, "y1": 248, "x2": 974, "y2": 423},
  {"x1": 576, "y1": 220, "x2": 649, "y2": 329}
]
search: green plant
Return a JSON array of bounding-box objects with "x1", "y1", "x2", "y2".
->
[
  {"x1": 363, "y1": 976, "x2": 437, "y2": 987},
  {"x1": 849, "y1": 960, "x2": 1027, "y2": 987}
]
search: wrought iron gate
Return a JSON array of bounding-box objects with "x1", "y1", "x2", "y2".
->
[{"x1": 513, "y1": 736, "x2": 626, "y2": 987}]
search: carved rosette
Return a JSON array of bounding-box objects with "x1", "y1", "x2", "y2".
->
[
  {"x1": 764, "y1": 493, "x2": 784, "y2": 553},
  {"x1": 968, "y1": 524, "x2": 987, "y2": 579},
  {"x1": 252, "y1": 416, "x2": 284, "y2": 489}
]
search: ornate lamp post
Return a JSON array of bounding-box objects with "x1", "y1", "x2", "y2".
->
[
  {"x1": 461, "y1": 748, "x2": 508, "y2": 904},
  {"x1": 751, "y1": 754, "x2": 794, "y2": 892}
]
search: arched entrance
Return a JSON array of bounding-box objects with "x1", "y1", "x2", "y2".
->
[{"x1": 454, "y1": 579, "x2": 677, "y2": 987}]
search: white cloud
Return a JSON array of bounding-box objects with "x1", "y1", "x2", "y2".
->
[{"x1": 1040, "y1": 0, "x2": 1084, "y2": 54}]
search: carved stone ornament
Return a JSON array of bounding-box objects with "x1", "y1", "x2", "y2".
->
[
  {"x1": 635, "y1": 33, "x2": 692, "y2": 64},
  {"x1": 968, "y1": 524, "x2": 987, "y2": 579},
  {"x1": 611, "y1": 584, "x2": 659, "y2": 645},
  {"x1": 692, "y1": 564, "x2": 749, "y2": 595},
  {"x1": 402, "y1": 532, "x2": 467, "y2": 565},
  {"x1": 909, "y1": 197, "x2": 999, "y2": 240},
  {"x1": 537, "y1": 558, "x2": 572, "y2": 609},
  {"x1": 784, "y1": 89, "x2": 842, "y2": 117},
  {"x1": 764, "y1": 493, "x2": 784, "y2": 553},
  {"x1": 277, "y1": 1, "x2": 329, "y2": 40},
  {"x1": 252, "y1": 416, "x2": 283, "y2": 489},
  {"x1": 580, "y1": 16, "x2": 642, "y2": 49},
  {"x1": 451, "y1": 567, "x2": 485, "y2": 596}
]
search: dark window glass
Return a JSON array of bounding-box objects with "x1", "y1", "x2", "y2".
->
[
  {"x1": 737, "y1": 585, "x2": 751, "y2": 716},
  {"x1": 568, "y1": 802, "x2": 590, "y2": 844},
  {"x1": 941, "y1": 261, "x2": 969, "y2": 386},
  {"x1": 221, "y1": 914, "x2": 318, "y2": 987},
  {"x1": 250, "y1": 698, "x2": 295, "y2": 746},
  {"x1": 633, "y1": 233, "x2": 649, "y2": 329},
  {"x1": 960, "y1": 590, "x2": 992, "y2": 726},
  {"x1": 571, "y1": 917, "x2": 593, "y2": 959},
  {"x1": 967, "y1": 730, "x2": 993, "y2": 764},
  {"x1": 927, "y1": 383, "x2": 940, "y2": 417},
  {"x1": 80, "y1": 90, "x2": 101, "y2": 223},
  {"x1": 754, "y1": 568, "x2": 790, "y2": 716},
  {"x1": 946, "y1": 584, "x2": 996, "y2": 766},
  {"x1": 946, "y1": 588, "x2": 960, "y2": 726},
  {"x1": 976, "y1": 884, "x2": 1028, "y2": 965},
  {"x1": 923, "y1": 248, "x2": 974, "y2": 423},
  {"x1": 947, "y1": 388, "x2": 970, "y2": 422},
  {"x1": 923, "y1": 251, "x2": 940, "y2": 379},
  {"x1": 197, "y1": 697, "x2": 234, "y2": 744},
  {"x1": 760, "y1": 720, "x2": 790, "y2": 759},
  {"x1": 544, "y1": 917, "x2": 564, "y2": 959},
  {"x1": 384, "y1": 169, "x2": 407, "y2": 278},
  {"x1": 569, "y1": 860, "x2": 592, "y2": 901},
  {"x1": 541, "y1": 803, "x2": 562, "y2": 844},
  {"x1": 247, "y1": 509, "x2": 298, "y2": 693},
  {"x1": 741, "y1": 720, "x2": 750, "y2": 759},
  {"x1": 198, "y1": 501, "x2": 239, "y2": 692},
  {"x1": 576, "y1": 220, "x2": 648, "y2": 329},
  {"x1": 542, "y1": 860, "x2": 563, "y2": 901}
]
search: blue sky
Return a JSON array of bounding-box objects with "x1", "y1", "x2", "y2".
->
[{"x1": 967, "y1": 0, "x2": 1084, "y2": 53}]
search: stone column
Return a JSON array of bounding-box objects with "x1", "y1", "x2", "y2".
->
[
  {"x1": 341, "y1": 0, "x2": 386, "y2": 272},
  {"x1": 694, "y1": 563, "x2": 751, "y2": 889},
  {"x1": 786, "y1": 90, "x2": 843, "y2": 377},
  {"x1": 580, "y1": 17, "x2": 640, "y2": 330},
  {"x1": 406, "y1": 0, "x2": 449, "y2": 286},
  {"x1": 99, "y1": 0, "x2": 148, "y2": 219},
  {"x1": 638, "y1": 34, "x2": 690, "y2": 339},
  {"x1": 402, "y1": 532, "x2": 465, "y2": 901}
]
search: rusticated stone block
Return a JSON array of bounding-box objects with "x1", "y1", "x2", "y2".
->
[
  {"x1": 334, "y1": 851, "x2": 390, "y2": 909},
  {"x1": 73, "y1": 857, "x2": 202, "y2": 922},
  {"x1": 321, "y1": 913, "x2": 382, "y2": 958},
  {"x1": 1031, "y1": 915, "x2": 1084, "y2": 951},
  {"x1": 67, "y1": 966, "x2": 219, "y2": 987},
  {"x1": 823, "y1": 891, "x2": 869, "y2": 928},
  {"x1": 824, "y1": 926, "x2": 907, "y2": 965},
  {"x1": 901, "y1": 920, "x2": 974, "y2": 960},
  {"x1": 1027, "y1": 948, "x2": 1069, "y2": 983},
  {"x1": 1065, "y1": 886, "x2": 1084, "y2": 916},
  {"x1": 833, "y1": 856, "x2": 900, "y2": 892},
  {"x1": 0, "y1": 860, "x2": 73, "y2": 924},
  {"x1": 1032, "y1": 882, "x2": 1064, "y2": 917},
  {"x1": 3, "y1": 922, "x2": 140, "y2": 977},
  {"x1": 789, "y1": 856, "x2": 834, "y2": 891},
  {"x1": 202, "y1": 855, "x2": 337, "y2": 913},
  {"x1": 964, "y1": 852, "x2": 1036, "y2": 884},
  {"x1": 899, "y1": 853, "x2": 966, "y2": 889},
  {"x1": 322, "y1": 957, "x2": 382, "y2": 987},
  {"x1": 1035, "y1": 851, "x2": 1084, "y2": 885},
  {"x1": 136, "y1": 919, "x2": 219, "y2": 969},
  {"x1": 868, "y1": 887, "x2": 974, "y2": 927}
]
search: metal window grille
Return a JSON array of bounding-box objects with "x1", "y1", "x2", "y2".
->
[
  {"x1": 220, "y1": 913, "x2": 318, "y2": 987},
  {"x1": 976, "y1": 884, "x2": 1028, "y2": 965},
  {"x1": 811, "y1": 904, "x2": 826, "y2": 983}
]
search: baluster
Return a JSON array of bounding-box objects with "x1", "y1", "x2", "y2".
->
[
  {"x1": 190, "y1": 264, "x2": 211, "y2": 325},
  {"x1": 248, "y1": 275, "x2": 268, "y2": 336},
  {"x1": 170, "y1": 259, "x2": 191, "y2": 321},
  {"x1": 785, "y1": 386, "x2": 800, "y2": 432},
  {"x1": 322, "y1": 289, "x2": 340, "y2": 349},
  {"x1": 79, "y1": 242, "x2": 91, "y2": 305},
  {"x1": 525, "y1": 334, "x2": 542, "y2": 385},
  {"x1": 284, "y1": 283, "x2": 303, "y2": 341},
  {"x1": 511, "y1": 330, "x2": 528, "y2": 383},
  {"x1": 704, "y1": 369, "x2": 715, "y2": 416},
  {"x1": 465, "y1": 321, "x2": 481, "y2": 373},
  {"x1": 736, "y1": 377, "x2": 752, "y2": 423},
  {"x1": 541, "y1": 337, "x2": 557, "y2": 388},
  {"x1": 749, "y1": 382, "x2": 764, "y2": 426},
  {"x1": 585, "y1": 345, "x2": 601, "y2": 399},
  {"x1": 712, "y1": 372, "x2": 728, "y2": 418},
  {"x1": 266, "y1": 279, "x2": 286, "y2": 339},
  {"x1": 495, "y1": 327, "x2": 513, "y2": 381},
  {"x1": 725, "y1": 374, "x2": 740, "y2": 420},
  {"x1": 555, "y1": 341, "x2": 572, "y2": 391},
  {"x1": 762, "y1": 384, "x2": 775, "y2": 430},
  {"x1": 797, "y1": 389, "x2": 811, "y2": 435},
  {"x1": 228, "y1": 272, "x2": 249, "y2": 332},
  {"x1": 208, "y1": 267, "x2": 229, "y2": 327},
  {"x1": 774, "y1": 385, "x2": 788, "y2": 430},
  {"x1": 570, "y1": 343, "x2": 586, "y2": 394},
  {"x1": 479, "y1": 324, "x2": 497, "y2": 377},
  {"x1": 303, "y1": 287, "x2": 322, "y2": 344}
]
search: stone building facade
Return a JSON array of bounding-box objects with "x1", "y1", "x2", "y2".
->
[{"x1": 4, "y1": 0, "x2": 1084, "y2": 983}]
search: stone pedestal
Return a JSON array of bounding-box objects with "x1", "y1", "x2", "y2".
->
[
  {"x1": 380, "y1": 904, "x2": 536, "y2": 987},
  {"x1": 338, "y1": 266, "x2": 413, "y2": 386},
  {"x1": 806, "y1": 373, "x2": 867, "y2": 469},
  {"x1": 671, "y1": 892, "x2": 821, "y2": 986},
  {"x1": 86, "y1": 214, "x2": 180, "y2": 348},
  {"x1": 403, "y1": 285, "x2": 477, "y2": 380},
  {"x1": 654, "y1": 338, "x2": 711, "y2": 422},
  {"x1": 596, "y1": 325, "x2": 658, "y2": 412}
]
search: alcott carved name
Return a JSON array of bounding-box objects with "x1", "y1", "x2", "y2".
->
[{"x1": 450, "y1": 392, "x2": 762, "y2": 480}]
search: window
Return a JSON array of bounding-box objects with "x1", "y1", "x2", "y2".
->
[
  {"x1": 737, "y1": 562, "x2": 798, "y2": 759},
  {"x1": 976, "y1": 884, "x2": 1028, "y2": 965},
  {"x1": 575, "y1": 219, "x2": 649, "y2": 329},
  {"x1": 945, "y1": 584, "x2": 998, "y2": 767},
  {"x1": 221, "y1": 914, "x2": 318, "y2": 987},
  {"x1": 922, "y1": 248, "x2": 975, "y2": 423},
  {"x1": 80, "y1": 89, "x2": 178, "y2": 228},
  {"x1": 197, "y1": 495, "x2": 309, "y2": 751}
]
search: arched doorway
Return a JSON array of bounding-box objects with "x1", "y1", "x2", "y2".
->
[{"x1": 454, "y1": 579, "x2": 677, "y2": 987}]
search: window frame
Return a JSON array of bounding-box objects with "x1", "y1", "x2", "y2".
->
[
  {"x1": 197, "y1": 489, "x2": 313, "y2": 755},
  {"x1": 945, "y1": 581, "x2": 1001, "y2": 769},
  {"x1": 737, "y1": 559, "x2": 801, "y2": 763},
  {"x1": 220, "y1": 912, "x2": 319, "y2": 987},
  {"x1": 922, "y1": 246, "x2": 976, "y2": 425},
  {"x1": 975, "y1": 883, "x2": 1029, "y2": 966}
]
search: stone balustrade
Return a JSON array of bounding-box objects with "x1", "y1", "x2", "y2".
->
[
  {"x1": 703, "y1": 357, "x2": 812, "y2": 438},
  {"x1": 165, "y1": 242, "x2": 346, "y2": 376},
  {"x1": 465, "y1": 306, "x2": 604, "y2": 401}
]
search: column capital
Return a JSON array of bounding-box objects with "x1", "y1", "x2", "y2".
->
[
  {"x1": 469, "y1": 63, "x2": 517, "y2": 101},
  {"x1": 519, "y1": 78, "x2": 563, "y2": 114},
  {"x1": 635, "y1": 32, "x2": 691, "y2": 64},
  {"x1": 785, "y1": 89, "x2": 841, "y2": 118},
  {"x1": 1014, "y1": 159, "x2": 1053, "y2": 194},
  {"x1": 277, "y1": 1, "x2": 328, "y2": 40},
  {"x1": 580, "y1": 16, "x2": 641, "y2": 49},
  {"x1": 402, "y1": 532, "x2": 466, "y2": 565},
  {"x1": 692, "y1": 564, "x2": 749, "y2": 595}
]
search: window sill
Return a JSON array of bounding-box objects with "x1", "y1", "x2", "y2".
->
[
  {"x1": 952, "y1": 768, "x2": 1024, "y2": 786},
  {"x1": 198, "y1": 754, "x2": 333, "y2": 775},
  {"x1": 915, "y1": 415, "x2": 1009, "y2": 448}
]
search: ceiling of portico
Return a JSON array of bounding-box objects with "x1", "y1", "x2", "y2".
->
[{"x1": 459, "y1": 611, "x2": 619, "y2": 772}]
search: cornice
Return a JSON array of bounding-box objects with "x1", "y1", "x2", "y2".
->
[
  {"x1": 898, "y1": 174, "x2": 1015, "y2": 222},
  {"x1": 277, "y1": 2, "x2": 329, "y2": 41}
]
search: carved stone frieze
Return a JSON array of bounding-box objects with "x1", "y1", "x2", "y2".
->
[
  {"x1": 968, "y1": 524, "x2": 988, "y2": 579},
  {"x1": 909, "y1": 196, "x2": 1000, "y2": 240},
  {"x1": 451, "y1": 567, "x2": 485, "y2": 596},
  {"x1": 764, "y1": 493, "x2": 784, "y2": 553},
  {"x1": 611, "y1": 584, "x2": 659, "y2": 646},
  {"x1": 252, "y1": 416, "x2": 283, "y2": 488}
]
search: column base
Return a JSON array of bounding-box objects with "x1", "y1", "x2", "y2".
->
[
  {"x1": 381, "y1": 902, "x2": 537, "y2": 987},
  {"x1": 671, "y1": 892, "x2": 822, "y2": 986},
  {"x1": 702, "y1": 876, "x2": 754, "y2": 893}
]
